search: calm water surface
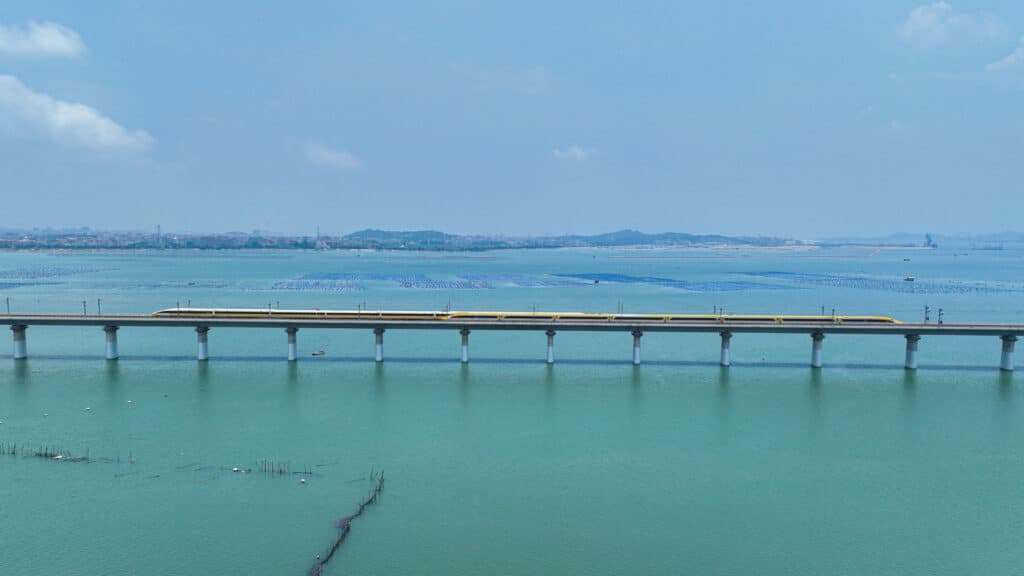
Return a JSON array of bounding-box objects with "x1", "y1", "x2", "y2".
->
[{"x1": 2, "y1": 247, "x2": 1023, "y2": 575}]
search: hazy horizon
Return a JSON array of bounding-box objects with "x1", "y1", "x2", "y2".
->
[
  {"x1": 6, "y1": 220, "x2": 1024, "y2": 242},
  {"x1": 2, "y1": 2, "x2": 1023, "y2": 237}
]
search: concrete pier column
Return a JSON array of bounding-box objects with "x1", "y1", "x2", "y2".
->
[
  {"x1": 1000, "y1": 335, "x2": 1017, "y2": 372},
  {"x1": 460, "y1": 328, "x2": 470, "y2": 364},
  {"x1": 720, "y1": 331, "x2": 732, "y2": 367},
  {"x1": 374, "y1": 327, "x2": 384, "y2": 363},
  {"x1": 810, "y1": 332, "x2": 825, "y2": 369},
  {"x1": 286, "y1": 327, "x2": 298, "y2": 362},
  {"x1": 632, "y1": 330, "x2": 642, "y2": 366},
  {"x1": 545, "y1": 329, "x2": 555, "y2": 364},
  {"x1": 196, "y1": 326, "x2": 209, "y2": 361},
  {"x1": 11, "y1": 324, "x2": 27, "y2": 360},
  {"x1": 103, "y1": 325, "x2": 119, "y2": 360},
  {"x1": 904, "y1": 334, "x2": 920, "y2": 370}
]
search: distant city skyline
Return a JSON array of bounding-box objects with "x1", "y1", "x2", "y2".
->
[{"x1": 2, "y1": 2, "x2": 1023, "y2": 237}]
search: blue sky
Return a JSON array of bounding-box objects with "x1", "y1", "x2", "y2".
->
[{"x1": 1, "y1": 1, "x2": 1023, "y2": 238}]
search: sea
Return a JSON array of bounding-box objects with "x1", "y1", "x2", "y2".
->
[{"x1": 1, "y1": 246, "x2": 1023, "y2": 575}]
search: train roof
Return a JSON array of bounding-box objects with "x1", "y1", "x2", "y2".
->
[{"x1": 153, "y1": 307, "x2": 449, "y2": 315}]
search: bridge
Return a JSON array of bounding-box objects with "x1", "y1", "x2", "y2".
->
[{"x1": 2, "y1": 310, "x2": 1022, "y2": 371}]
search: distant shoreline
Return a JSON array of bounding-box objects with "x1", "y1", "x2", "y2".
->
[
  {"x1": 0, "y1": 228, "x2": 947, "y2": 253},
  {"x1": 0, "y1": 243, "x2": 937, "y2": 255},
  {"x1": 0, "y1": 228, "x2": 797, "y2": 252}
]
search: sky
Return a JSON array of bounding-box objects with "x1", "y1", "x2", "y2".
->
[{"x1": 1, "y1": 1, "x2": 1023, "y2": 239}]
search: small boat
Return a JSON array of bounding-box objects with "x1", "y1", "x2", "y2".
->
[
  {"x1": 311, "y1": 350, "x2": 325, "y2": 356},
  {"x1": 904, "y1": 276, "x2": 915, "y2": 282}
]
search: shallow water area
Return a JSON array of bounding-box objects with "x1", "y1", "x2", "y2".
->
[{"x1": 2, "y1": 247, "x2": 1024, "y2": 575}]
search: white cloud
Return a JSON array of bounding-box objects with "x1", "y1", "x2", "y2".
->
[
  {"x1": 0, "y1": 75, "x2": 153, "y2": 151},
  {"x1": 305, "y1": 142, "x2": 364, "y2": 171},
  {"x1": 0, "y1": 21, "x2": 85, "y2": 58},
  {"x1": 899, "y1": 2, "x2": 1002, "y2": 48},
  {"x1": 553, "y1": 145, "x2": 594, "y2": 161},
  {"x1": 986, "y1": 36, "x2": 1024, "y2": 72}
]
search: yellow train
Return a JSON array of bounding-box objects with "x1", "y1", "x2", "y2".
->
[{"x1": 152, "y1": 308, "x2": 901, "y2": 324}]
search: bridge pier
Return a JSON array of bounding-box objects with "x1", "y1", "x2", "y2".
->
[
  {"x1": 1001, "y1": 335, "x2": 1016, "y2": 371},
  {"x1": 460, "y1": 329, "x2": 470, "y2": 363},
  {"x1": 632, "y1": 330, "x2": 642, "y2": 365},
  {"x1": 374, "y1": 327, "x2": 384, "y2": 362},
  {"x1": 104, "y1": 325, "x2": 119, "y2": 360},
  {"x1": 904, "y1": 334, "x2": 920, "y2": 370},
  {"x1": 11, "y1": 324, "x2": 26, "y2": 360},
  {"x1": 546, "y1": 330, "x2": 555, "y2": 364},
  {"x1": 810, "y1": 332, "x2": 824, "y2": 368},
  {"x1": 196, "y1": 327, "x2": 209, "y2": 361},
  {"x1": 720, "y1": 331, "x2": 732, "y2": 367},
  {"x1": 286, "y1": 327, "x2": 298, "y2": 362}
]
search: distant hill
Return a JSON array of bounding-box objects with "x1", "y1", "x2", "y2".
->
[
  {"x1": 0, "y1": 227, "x2": 796, "y2": 250},
  {"x1": 9, "y1": 227, "x2": 1024, "y2": 251},
  {"x1": 330, "y1": 229, "x2": 795, "y2": 250},
  {"x1": 549, "y1": 229, "x2": 789, "y2": 248}
]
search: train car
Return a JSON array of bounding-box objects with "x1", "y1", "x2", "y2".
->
[
  {"x1": 446, "y1": 311, "x2": 616, "y2": 321},
  {"x1": 152, "y1": 308, "x2": 449, "y2": 320},
  {"x1": 152, "y1": 308, "x2": 901, "y2": 325}
]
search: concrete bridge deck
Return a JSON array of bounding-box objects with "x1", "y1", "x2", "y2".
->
[
  {"x1": 2, "y1": 313, "x2": 1022, "y2": 370},
  {"x1": 2, "y1": 313, "x2": 1023, "y2": 335}
]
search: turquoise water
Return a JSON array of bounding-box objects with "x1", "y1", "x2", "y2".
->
[{"x1": 2, "y1": 247, "x2": 1024, "y2": 575}]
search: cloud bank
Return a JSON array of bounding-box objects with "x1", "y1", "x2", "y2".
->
[
  {"x1": 986, "y1": 36, "x2": 1024, "y2": 72},
  {"x1": 305, "y1": 142, "x2": 364, "y2": 170},
  {"x1": 0, "y1": 21, "x2": 85, "y2": 57},
  {"x1": 0, "y1": 75, "x2": 153, "y2": 151},
  {"x1": 899, "y1": 2, "x2": 1002, "y2": 48}
]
